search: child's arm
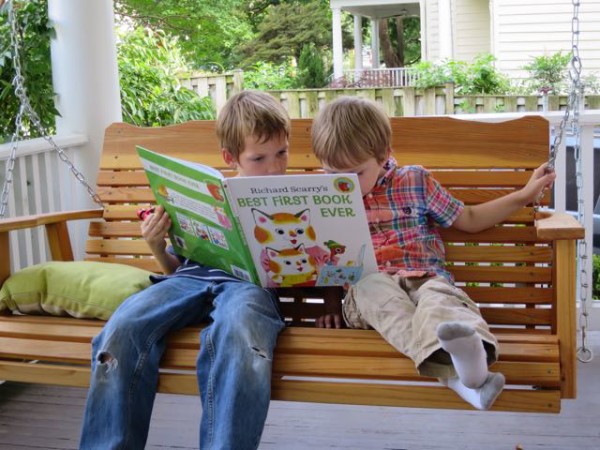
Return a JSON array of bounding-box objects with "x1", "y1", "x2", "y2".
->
[
  {"x1": 452, "y1": 163, "x2": 556, "y2": 233},
  {"x1": 140, "y1": 205, "x2": 181, "y2": 274}
]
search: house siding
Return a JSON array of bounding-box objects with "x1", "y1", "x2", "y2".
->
[
  {"x1": 453, "y1": 0, "x2": 491, "y2": 61},
  {"x1": 424, "y1": 0, "x2": 440, "y2": 61},
  {"x1": 493, "y1": 0, "x2": 600, "y2": 80}
]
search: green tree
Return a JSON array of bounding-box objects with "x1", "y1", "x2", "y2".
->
[
  {"x1": 296, "y1": 44, "x2": 326, "y2": 88},
  {"x1": 240, "y1": 0, "x2": 332, "y2": 66},
  {"x1": 117, "y1": 27, "x2": 214, "y2": 126},
  {"x1": 116, "y1": 0, "x2": 253, "y2": 70},
  {"x1": 0, "y1": 0, "x2": 58, "y2": 142}
]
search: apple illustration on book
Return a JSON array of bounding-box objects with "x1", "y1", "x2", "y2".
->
[{"x1": 336, "y1": 178, "x2": 353, "y2": 192}]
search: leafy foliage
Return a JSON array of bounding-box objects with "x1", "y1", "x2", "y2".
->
[
  {"x1": 412, "y1": 54, "x2": 510, "y2": 94},
  {"x1": 0, "y1": 0, "x2": 57, "y2": 142},
  {"x1": 296, "y1": 44, "x2": 327, "y2": 88},
  {"x1": 117, "y1": 27, "x2": 214, "y2": 126},
  {"x1": 242, "y1": 61, "x2": 296, "y2": 90},
  {"x1": 240, "y1": 0, "x2": 332, "y2": 66},
  {"x1": 523, "y1": 52, "x2": 571, "y2": 95},
  {"x1": 115, "y1": 0, "x2": 253, "y2": 71}
]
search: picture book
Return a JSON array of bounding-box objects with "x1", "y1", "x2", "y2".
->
[{"x1": 137, "y1": 146, "x2": 378, "y2": 288}]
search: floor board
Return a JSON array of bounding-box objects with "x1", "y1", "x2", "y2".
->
[{"x1": 1, "y1": 332, "x2": 599, "y2": 449}]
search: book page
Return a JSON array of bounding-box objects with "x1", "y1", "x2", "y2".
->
[
  {"x1": 137, "y1": 146, "x2": 259, "y2": 284},
  {"x1": 225, "y1": 174, "x2": 378, "y2": 288}
]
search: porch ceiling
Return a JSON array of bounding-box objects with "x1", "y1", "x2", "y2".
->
[{"x1": 330, "y1": 0, "x2": 420, "y2": 19}]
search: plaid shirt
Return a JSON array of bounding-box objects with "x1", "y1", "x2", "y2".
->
[{"x1": 364, "y1": 158, "x2": 464, "y2": 281}]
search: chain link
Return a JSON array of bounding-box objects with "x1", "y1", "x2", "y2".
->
[
  {"x1": 567, "y1": 0, "x2": 593, "y2": 363},
  {"x1": 0, "y1": 1, "x2": 102, "y2": 220}
]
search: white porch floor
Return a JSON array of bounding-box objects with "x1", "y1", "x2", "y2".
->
[{"x1": 1, "y1": 332, "x2": 599, "y2": 450}]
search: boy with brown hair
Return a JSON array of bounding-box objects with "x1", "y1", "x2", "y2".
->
[
  {"x1": 80, "y1": 91, "x2": 290, "y2": 449},
  {"x1": 311, "y1": 96, "x2": 556, "y2": 410}
]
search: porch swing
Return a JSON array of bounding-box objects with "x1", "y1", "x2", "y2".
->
[{"x1": 0, "y1": 1, "x2": 588, "y2": 413}]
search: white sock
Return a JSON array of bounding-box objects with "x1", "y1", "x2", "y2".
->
[
  {"x1": 441, "y1": 373, "x2": 505, "y2": 410},
  {"x1": 436, "y1": 321, "x2": 488, "y2": 388}
]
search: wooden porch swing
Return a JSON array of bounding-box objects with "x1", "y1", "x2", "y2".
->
[
  {"x1": 0, "y1": 0, "x2": 587, "y2": 415},
  {"x1": 0, "y1": 114, "x2": 585, "y2": 413}
]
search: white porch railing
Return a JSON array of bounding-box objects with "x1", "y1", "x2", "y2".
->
[
  {"x1": 331, "y1": 67, "x2": 420, "y2": 88},
  {"x1": 1, "y1": 112, "x2": 599, "y2": 330},
  {"x1": 0, "y1": 133, "x2": 88, "y2": 270}
]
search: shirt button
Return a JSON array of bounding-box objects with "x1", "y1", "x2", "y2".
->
[
  {"x1": 367, "y1": 193, "x2": 373, "y2": 199},
  {"x1": 385, "y1": 261, "x2": 391, "y2": 267}
]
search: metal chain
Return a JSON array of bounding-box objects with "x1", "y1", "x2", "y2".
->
[
  {"x1": 0, "y1": 1, "x2": 102, "y2": 220},
  {"x1": 568, "y1": 0, "x2": 593, "y2": 363}
]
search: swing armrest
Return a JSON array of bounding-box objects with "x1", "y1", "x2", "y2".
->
[
  {"x1": 0, "y1": 208, "x2": 104, "y2": 285},
  {"x1": 0, "y1": 208, "x2": 104, "y2": 233},
  {"x1": 535, "y1": 211, "x2": 584, "y2": 240}
]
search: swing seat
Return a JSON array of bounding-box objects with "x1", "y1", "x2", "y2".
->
[{"x1": 0, "y1": 115, "x2": 584, "y2": 413}]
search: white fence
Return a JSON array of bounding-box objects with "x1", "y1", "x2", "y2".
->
[
  {"x1": 332, "y1": 67, "x2": 421, "y2": 88},
  {"x1": 0, "y1": 134, "x2": 89, "y2": 269}
]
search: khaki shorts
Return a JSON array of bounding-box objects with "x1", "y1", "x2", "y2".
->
[{"x1": 343, "y1": 272, "x2": 498, "y2": 378}]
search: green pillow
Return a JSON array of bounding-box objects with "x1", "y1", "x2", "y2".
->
[{"x1": 0, "y1": 261, "x2": 154, "y2": 320}]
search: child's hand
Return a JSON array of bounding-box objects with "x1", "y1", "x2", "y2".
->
[
  {"x1": 521, "y1": 162, "x2": 557, "y2": 205},
  {"x1": 141, "y1": 205, "x2": 171, "y2": 255},
  {"x1": 315, "y1": 313, "x2": 343, "y2": 329}
]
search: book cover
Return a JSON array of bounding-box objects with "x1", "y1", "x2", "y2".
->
[
  {"x1": 137, "y1": 146, "x2": 260, "y2": 284},
  {"x1": 138, "y1": 147, "x2": 378, "y2": 288},
  {"x1": 224, "y1": 174, "x2": 378, "y2": 288}
]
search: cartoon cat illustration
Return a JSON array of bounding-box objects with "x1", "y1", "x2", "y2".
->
[
  {"x1": 252, "y1": 208, "x2": 330, "y2": 286},
  {"x1": 265, "y1": 244, "x2": 317, "y2": 287}
]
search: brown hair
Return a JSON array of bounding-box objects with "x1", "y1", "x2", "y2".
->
[
  {"x1": 216, "y1": 91, "x2": 290, "y2": 159},
  {"x1": 311, "y1": 96, "x2": 391, "y2": 168}
]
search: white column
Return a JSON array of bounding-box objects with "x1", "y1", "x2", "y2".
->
[
  {"x1": 371, "y1": 19, "x2": 380, "y2": 69},
  {"x1": 332, "y1": 7, "x2": 344, "y2": 80},
  {"x1": 48, "y1": 0, "x2": 122, "y2": 259},
  {"x1": 438, "y1": 0, "x2": 453, "y2": 59},
  {"x1": 353, "y1": 15, "x2": 363, "y2": 70}
]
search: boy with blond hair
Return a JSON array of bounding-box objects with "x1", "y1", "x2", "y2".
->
[
  {"x1": 311, "y1": 96, "x2": 556, "y2": 410},
  {"x1": 80, "y1": 91, "x2": 290, "y2": 449}
]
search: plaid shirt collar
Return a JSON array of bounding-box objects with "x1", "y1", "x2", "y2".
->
[{"x1": 375, "y1": 156, "x2": 399, "y2": 190}]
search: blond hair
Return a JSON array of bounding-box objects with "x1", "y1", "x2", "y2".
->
[
  {"x1": 311, "y1": 96, "x2": 391, "y2": 168},
  {"x1": 216, "y1": 91, "x2": 290, "y2": 159}
]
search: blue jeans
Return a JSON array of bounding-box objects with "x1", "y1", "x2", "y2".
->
[{"x1": 79, "y1": 276, "x2": 284, "y2": 450}]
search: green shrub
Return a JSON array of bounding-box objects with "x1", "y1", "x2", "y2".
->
[
  {"x1": 523, "y1": 52, "x2": 570, "y2": 95},
  {"x1": 118, "y1": 27, "x2": 214, "y2": 126},
  {"x1": 242, "y1": 61, "x2": 296, "y2": 90},
  {"x1": 412, "y1": 54, "x2": 509, "y2": 95}
]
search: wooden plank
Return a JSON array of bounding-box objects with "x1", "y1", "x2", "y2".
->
[
  {"x1": 0, "y1": 361, "x2": 91, "y2": 387},
  {"x1": 85, "y1": 239, "x2": 151, "y2": 256},
  {"x1": 0, "y1": 231, "x2": 10, "y2": 285},
  {"x1": 45, "y1": 221, "x2": 75, "y2": 261},
  {"x1": 0, "y1": 337, "x2": 90, "y2": 363},
  {"x1": 449, "y1": 265, "x2": 552, "y2": 283},
  {"x1": 391, "y1": 116, "x2": 549, "y2": 169},
  {"x1": 553, "y1": 240, "x2": 578, "y2": 399},
  {"x1": 84, "y1": 256, "x2": 160, "y2": 272},
  {"x1": 462, "y1": 286, "x2": 553, "y2": 304},
  {"x1": 445, "y1": 245, "x2": 552, "y2": 263},
  {"x1": 271, "y1": 379, "x2": 560, "y2": 413},
  {"x1": 481, "y1": 308, "x2": 552, "y2": 327},
  {"x1": 441, "y1": 226, "x2": 542, "y2": 242}
]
